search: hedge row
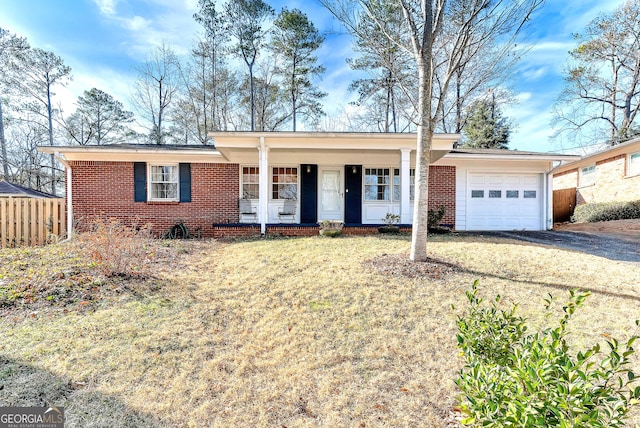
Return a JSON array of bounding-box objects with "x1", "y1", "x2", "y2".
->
[{"x1": 572, "y1": 199, "x2": 640, "y2": 223}]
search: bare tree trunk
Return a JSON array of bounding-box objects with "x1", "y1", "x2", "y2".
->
[
  {"x1": 410, "y1": 57, "x2": 434, "y2": 262},
  {"x1": 455, "y1": 70, "x2": 463, "y2": 133},
  {"x1": 46, "y1": 80, "x2": 56, "y2": 195},
  {"x1": 0, "y1": 98, "x2": 9, "y2": 179},
  {"x1": 249, "y1": 63, "x2": 255, "y2": 131}
]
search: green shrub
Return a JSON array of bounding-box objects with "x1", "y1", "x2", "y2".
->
[
  {"x1": 428, "y1": 205, "x2": 446, "y2": 229},
  {"x1": 455, "y1": 281, "x2": 640, "y2": 427},
  {"x1": 571, "y1": 200, "x2": 640, "y2": 223}
]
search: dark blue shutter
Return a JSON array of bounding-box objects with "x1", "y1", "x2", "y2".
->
[
  {"x1": 134, "y1": 162, "x2": 146, "y2": 202},
  {"x1": 179, "y1": 163, "x2": 191, "y2": 203}
]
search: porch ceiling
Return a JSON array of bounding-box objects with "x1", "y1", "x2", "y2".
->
[{"x1": 210, "y1": 132, "x2": 458, "y2": 163}]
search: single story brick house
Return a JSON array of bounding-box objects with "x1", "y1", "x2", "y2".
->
[
  {"x1": 40, "y1": 132, "x2": 577, "y2": 238},
  {"x1": 552, "y1": 137, "x2": 640, "y2": 206}
]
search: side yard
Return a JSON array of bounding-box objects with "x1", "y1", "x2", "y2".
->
[{"x1": 1, "y1": 234, "x2": 639, "y2": 427}]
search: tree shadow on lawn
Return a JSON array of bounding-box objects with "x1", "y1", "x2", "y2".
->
[
  {"x1": 0, "y1": 355, "x2": 162, "y2": 428},
  {"x1": 367, "y1": 253, "x2": 640, "y2": 304}
]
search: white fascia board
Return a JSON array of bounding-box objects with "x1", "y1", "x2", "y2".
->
[
  {"x1": 38, "y1": 146, "x2": 224, "y2": 163},
  {"x1": 444, "y1": 152, "x2": 581, "y2": 162},
  {"x1": 210, "y1": 132, "x2": 460, "y2": 152}
]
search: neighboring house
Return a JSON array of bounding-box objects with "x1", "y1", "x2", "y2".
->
[
  {"x1": 0, "y1": 180, "x2": 56, "y2": 198},
  {"x1": 39, "y1": 132, "x2": 577, "y2": 238},
  {"x1": 553, "y1": 137, "x2": 640, "y2": 206}
]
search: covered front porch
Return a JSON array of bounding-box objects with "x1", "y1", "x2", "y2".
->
[{"x1": 210, "y1": 132, "x2": 459, "y2": 234}]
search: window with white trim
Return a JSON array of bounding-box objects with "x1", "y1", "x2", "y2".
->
[
  {"x1": 272, "y1": 167, "x2": 298, "y2": 200},
  {"x1": 242, "y1": 166, "x2": 259, "y2": 199},
  {"x1": 629, "y1": 152, "x2": 640, "y2": 176},
  {"x1": 579, "y1": 164, "x2": 596, "y2": 187},
  {"x1": 410, "y1": 169, "x2": 415, "y2": 200},
  {"x1": 393, "y1": 169, "x2": 401, "y2": 201},
  {"x1": 364, "y1": 168, "x2": 390, "y2": 201},
  {"x1": 149, "y1": 164, "x2": 179, "y2": 201}
]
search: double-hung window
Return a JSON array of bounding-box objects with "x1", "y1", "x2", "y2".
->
[
  {"x1": 410, "y1": 169, "x2": 415, "y2": 200},
  {"x1": 580, "y1": 164, "x2": 596, "y2": 187},
  {"x1": 629, "y1": 152, "x2": 640, "y2": 176},
  {"x1": 272, "y1": 167, "x2": 298, "y2": 200},
  {"x1": 392, "y1": 169, "x2": 401, "y2": 201},
  {"x1": 242, "y1": 167, "x2": 260, "y2": 199},
  {"x1": 364, "y1": 168, "x2": 390, "y2": 201},
  {"x1": 365, "y1": 168, "x2": 414, "y2": 201},
  {"x1": 149, "y1": 164, "x2": 179, "y2": 201}
]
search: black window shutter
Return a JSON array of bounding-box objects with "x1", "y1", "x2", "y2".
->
[
  {"x1": 179, "y1": 163, "x2": 191, "y2": 203},
  {"x1": 134, "y1": 162, "x2": 147, "y2": 202}
]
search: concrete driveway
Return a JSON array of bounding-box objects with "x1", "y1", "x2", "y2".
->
[{"x1": 480, "y1": 230, "x2": 640, "y2": 265}]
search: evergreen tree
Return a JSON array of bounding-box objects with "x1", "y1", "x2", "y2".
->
[
  {"x1": 225, "y1": 0, "x2": 274, "y2": 131},
  {"x1": 271, "y1": 8, "x2": 326, "y2": 131},
  {"x1": 462, "y1": 99, "x2": 510, "y2": 149},
  {"x1": 64, "y1": 88, "x2": 134, "y2": 145}
]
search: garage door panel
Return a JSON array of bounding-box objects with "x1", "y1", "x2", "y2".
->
[
  {"x1": 467, "y1": 173, "x2": 542, "y2": 231},
  {"x1": 469, "y1": 175, "x2": 486, "y2": 186},
  {"x1": 504, "y1": 176, "x2": 522, "y2": 185}
]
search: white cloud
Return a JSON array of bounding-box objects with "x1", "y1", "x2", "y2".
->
[
  {"x1": 521, "y1": 66, "x2": 548, "y2": 81},
  {"x1": 122, "y1": 15, "x2": 152, "y2": 32},
  {"x1": 515, "y1": 92, "x2": 533, "y2": 103},
  {"x1": 93, "y1": 0, "x2": 117, "y2": 16}
]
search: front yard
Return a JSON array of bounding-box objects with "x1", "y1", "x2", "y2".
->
[{"x1": 1, "y1": 234, "x2": 639, "y2": 427}]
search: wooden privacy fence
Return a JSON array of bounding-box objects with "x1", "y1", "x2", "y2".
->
[
  {"x1": 553, "y1": 188, "x2": 577, "y2": 224},
  {"x1": 0, "y1": 197, "x2": 66, "y2": 248}
]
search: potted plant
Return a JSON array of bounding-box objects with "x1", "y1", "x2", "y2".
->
[
  {"x1": 378, "y1": 213, "x2": 401, "y2": 233},
  {"x1": 319, "y1": 220, "x2": 344, "y2": 237}
]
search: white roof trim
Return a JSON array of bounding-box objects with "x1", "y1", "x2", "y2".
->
[{"x1": 445, "y1": 152, "x2": 580, "y2": 161}]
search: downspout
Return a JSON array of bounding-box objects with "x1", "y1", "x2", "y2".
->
[{"x1": 53, "y1": 151, "x2": 73, "y2": 241}]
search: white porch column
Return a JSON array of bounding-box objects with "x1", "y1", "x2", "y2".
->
[
  {"x1": 400, "y1": 148, "x2": 412, "y2": 224},
  {"x1": 258, "y1": 137, "x2": 269, "y2": 234}
]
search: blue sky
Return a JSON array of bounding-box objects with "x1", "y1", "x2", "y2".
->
[{"x1": 0, "y1": 0, "x2": 626, "y2": 152}]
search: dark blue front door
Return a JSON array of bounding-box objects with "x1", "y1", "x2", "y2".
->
[{"x1": 344, "y1": 165, "x2": 362, "y2": 224}]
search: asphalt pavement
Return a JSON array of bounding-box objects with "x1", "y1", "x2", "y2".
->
[{"x1": 470, "y1": 230, "x2": 640, "y2": 265}]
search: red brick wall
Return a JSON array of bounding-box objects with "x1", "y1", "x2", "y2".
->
[
  {"x1": 69, "y1": 161, "x2": 457, "y2": 237},
  {"x1": 212, "y1": 225, "x2": 261, "y2": 238},
  {"x1": 70, "y1": 161, "x2": 239, "y2": 237},
  {"x1": 212, "y1": 225, "x2": 412, "y2": 237},
  {"x1": 428, "y1": 165, "x2": 456, "y2": 227}
]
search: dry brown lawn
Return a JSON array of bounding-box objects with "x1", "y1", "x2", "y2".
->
[{"x1": 1, "y1": 234, "x2": 639, "y2": 427}]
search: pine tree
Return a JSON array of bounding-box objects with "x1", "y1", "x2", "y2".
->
[{"x1": 462, "y1": 99, "x2": 510, "y2": 149}]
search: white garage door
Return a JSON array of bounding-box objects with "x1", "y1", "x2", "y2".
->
[{"x1": 467, "y1": 173, "x2": 543, "y2": 231}]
